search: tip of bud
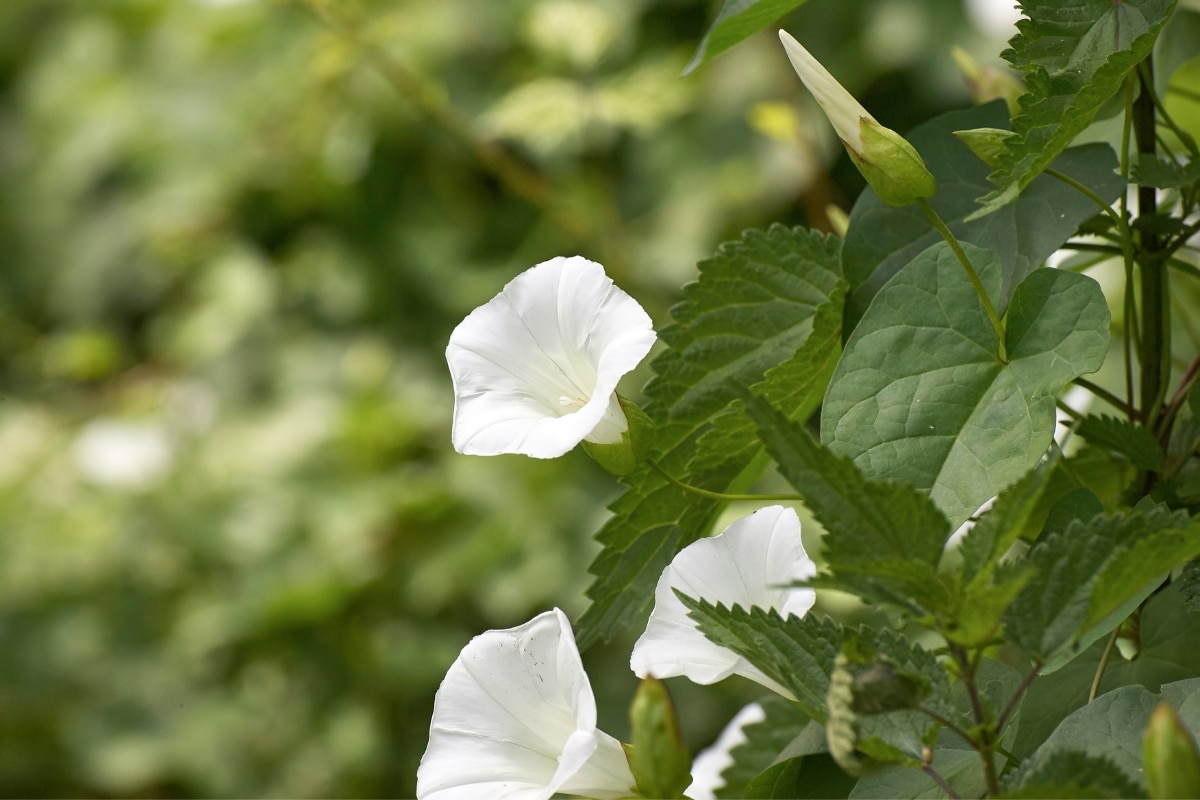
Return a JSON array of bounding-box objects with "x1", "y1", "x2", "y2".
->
[{"x1": 778, "y1": 28, "x2": 936, "y2": 206}]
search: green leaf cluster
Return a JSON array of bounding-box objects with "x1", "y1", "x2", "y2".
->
[{"x1": 977, "y1": 0, "x2": 1177, "y2": 214}]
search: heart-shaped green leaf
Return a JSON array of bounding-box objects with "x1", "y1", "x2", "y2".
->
[{"x1": 822, "y1": 242, "x2": 1109, "y2": 526}]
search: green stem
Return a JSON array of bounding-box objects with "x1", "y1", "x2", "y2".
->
[
  {"x1": 1073, "y1": 377, "x2": 1137, "y2": 419},
  {"x1": 1089, "y1": 628, "x2": 1120, "y2": 703},
  {"x1": 1156, "y1": 353, "x2": 1200, "y2": 441},
  {"x1": 951, "y1": 645, "x2": 1000, "y2": 797},
  {"x1": 998, "y1": 661, "x2": 1043, "y2": 734},
  {"x1": 1135, "y1": 59, "x2": 1169, "y2": 432},
  {"x1": 922, "y1": 765, "x2": 962, "y2": 800},
  {"x1": 918, "y1": 199, "x2": 1008, "y2": 362},
  {"x1": 917, "y1": 706, "x2": 974, "y2": 744},
  {"x1": 1060, "y1": 241, "x2": 1123, "y2": 256},
  {"x1": 1045, "y1": 168, "x2": 1123, "y2": 227},
  {"x1": 648, "y1": 460, "x2": 803, "y2": 503},
  {"x1": 1121, "y1": 75, "x2": 1138, "y2": 424}
]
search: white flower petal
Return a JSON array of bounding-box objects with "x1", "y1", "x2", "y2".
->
[
  {"x1": 417, "y1": 608, "x2": 635, "y2": 800},
  {"x1": 447, "y1": 256, "x2": 656, "y2": 458},
  {"x1": 778, "y1": 30, "x2": 873, "y2": 153},
  {"x1": 686, "y1": 703, "x2": 767, "y2": 800},
  {"x1": 630, "y1": 506, "x2": 816, "y2": 698}
]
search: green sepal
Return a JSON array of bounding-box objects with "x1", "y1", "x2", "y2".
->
[
  {"x1": 848, "y1": 119, "x2": 937, "y2": 207},
  {"x1": 627, "y1": 677, "x2": 691, "y2": 800},
  {"x1": 582, "y1": 394, "x2": 656, "y2": 476},
  {"x1": 954, "y1": 127, "x2": 1018, "y2": 169}
]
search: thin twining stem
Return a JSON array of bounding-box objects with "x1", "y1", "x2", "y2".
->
[
  {"x1": 1157, "y1": 353, "x2": 1200, "y2": 440},
  {"x1": 1089, "y1": 628, "x2": 1121, "y2": 703},
  {"x1": 1045, "y1": 168, "x2": 1123, "y2": 228},
  {"x1": 917, "y1": 200, "x2": 1008, "y2": 362},
  {"x1": 917, "y1": 706, "x2": 973, "y2": 745},
  {"x1": 922, "y1": 764, "x2": 962, "y2": 800},
  {"x1": 648, "y1": 460, "x2": 803, "y2": 503},
  {"x1": 1073, "y1": 377, "x2": 1137, "y2": 419},
  {"x1": 998, "y1": 661, "x2": 1042, "y2": 733}
]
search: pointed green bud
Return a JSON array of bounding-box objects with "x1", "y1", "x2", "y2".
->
[
  {"x1": 627, "y1": 677, "x2": 691, "y2": 800},
  {"x1": 953, "y1": 127, "x2": 1017, "y2": 169},
  {"x1": 951, "y1": 46, "x2": 1025, "y2": 117},
  {"x1": 779, "y1": 30, "x2": 936, "y2": 207},
  {"x1": 581, "y1": 394, "x2": 655, "y2": 476},
  {"x1": 1144, "y1": 703, "x2": 1200, "y2": 800}
]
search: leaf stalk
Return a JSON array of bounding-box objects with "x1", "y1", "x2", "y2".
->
[{"x1": 918, "y1": 199, "x2": 1008, "y2": 362}]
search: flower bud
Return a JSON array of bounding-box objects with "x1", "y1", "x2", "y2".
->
[
  {"x1": 778, "y1": 30, "x2": 936, "y2": 207},
  {"x1": 627, "y1": 677, "x2": 691, "y2": 800},
  {"x1": 1143, "y1": 703, "x2": 1200, "y2": 800}
]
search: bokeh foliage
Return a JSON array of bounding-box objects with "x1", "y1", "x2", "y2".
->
[{"x1": 0, "y1": 0, "x2": 995, "y2": 795}]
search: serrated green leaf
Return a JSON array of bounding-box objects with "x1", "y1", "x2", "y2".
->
[
  {"x1": 1003, "y1": 750, "x2": 1147, "y2": 799},
  {"x1": 1006, "y1": 503, "x2": 1143, "y2": 659},
  {"x1": 1015, "y1": 678, "x2": 1200, "y2": 793},
  {"x1": 1084, "y1": 518, "x2": 1200, "y2": 629},
  {"x1": 823, "y1": 242, "x2": 1110, "y2": 528},
  {"x1": 843, "y1": 101, "x2": 1123, "y2": 327},
  {"x1": 578, "y1": 225, "x2": 841, "y2": 646},
  {"x1": 741, "y1": 393, "x2": 952, "y2": 615},
  {"x1": 1131, "y1": 153, "x2": 1200, "y2": 188},
  {"x1": 849, "y1": 628, "x2": 953, "y2": 765},
  {"x1": 974, "y1": 0, "x2": 1176, "y2": 216},
  {"x1": 950, "y1": 561, "x2": 1035, "y2": 648},
  {"x1": 1014, "y1": 580, "x2": 1200, "y2": 760},
  {"x1": 950, "y1": 461, "x2": 1067, "y2": 648},
  {"x1": 683, "y1": 0, "x2": 812, "y2": 75},
  {"x1": 716, "y1": 696, "x2": 820, "y2": 800},
  {"x1": 1006, "y1": 501, "x2": 1200, "y2": 663},
  {"x1": 692, "y1": 286, "x2": 844, "y2": 476},
  {"x1": 1078, "y1": 414, "x2": 1166, "y2": 470},
  {"x1": 1042, "y1": 488, "x2": 1105, "y2": 541},
  {"x1": 960, "y1": 458, "x2": 1058, "y2": 582},
  {"x1": 650, "y1": 226, "x2": 840, "y2": 424},
  {"x1": 680, "y1": 598, "x2": 845, "y2": 720},
  {"x1": 1025, "y1": 447, "x2": 1135, "y2": 534}
]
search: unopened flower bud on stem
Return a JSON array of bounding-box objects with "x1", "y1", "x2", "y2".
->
[{"x1": 778, "y1": 30, "x2": 936, "y2": 207}]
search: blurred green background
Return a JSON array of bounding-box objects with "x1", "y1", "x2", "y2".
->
[{"x1": 0, "y1": 0, "x2": 1011, "y2": 795}]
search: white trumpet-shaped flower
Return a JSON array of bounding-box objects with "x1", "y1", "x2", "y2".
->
[
  {"x1": 417, "y1": 608, "x2": 636, "y2": 800},
  {"x1": 630, "y1": 505, "x2": 817, "y2": 699},
  {"x1": 778, "y1": 30, "x2": 936, "y2": 206},
  {"x1": 446, "y1": 256, "x2": 656, "y2": 459}
]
